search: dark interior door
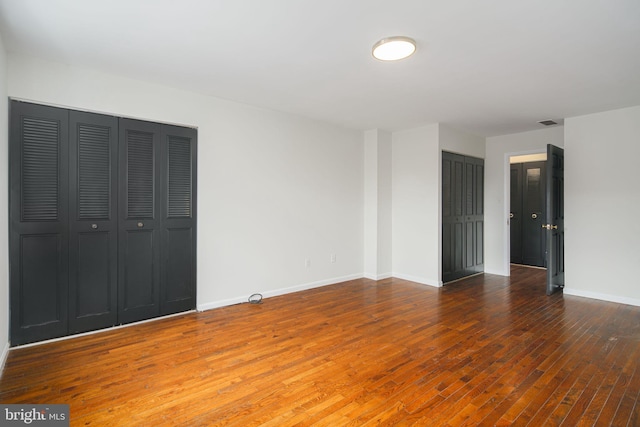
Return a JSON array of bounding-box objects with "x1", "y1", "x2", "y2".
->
[
  {"x1": 160, "y1": 125, "x2": 197, "y2": 315},
  {"x1": 521, "y1": 161, "x2": 546, "y2": 267},
  {"x1": 9, "y1": 102, "x2": 69, "y2": 345},
  {"x1": 68, "y1": 111, "x2": 119, "y2": 333},
  {"x1": 510, "y1": 163, "x2": 523, "y2": 264},
  {"x1": 545, "y1": 144, "x2": 564, "y2": 295},
  {"x1": 118, "y1": 119, "x2": 161, "y2": 324}
]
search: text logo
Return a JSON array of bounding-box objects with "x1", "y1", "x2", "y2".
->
[{"x1": 0, "y1": 405, "x2": 69, "y2": 426}]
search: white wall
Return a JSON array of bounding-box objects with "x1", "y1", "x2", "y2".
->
[
  {"x1": 363, "y1": 130, "x2": 378, "y2": 277},
  {"x1": 484, "y1": 127, "x2": 564, "y2": 275},
  {"x1": 7, "y1": 54, "x2": 364, "y2": 311},
  {"x1": 0, "y1": 33, "x2": 9, "y2": 369},
  {"x1": 391, "y1": 124, "x2": 440, "y2": 285},
  {"x1": 377, "y1": 131, "x2": 392, "y2": 277},
  {"x1": 363, "y1": 129, "x2": 391, "y2": 280},
  {"x1": 439, "y1": 124, "x2": 485, "y2": 159},
  {"x1": 564, "y1": 106, "x2": 640, "y2": 306}
]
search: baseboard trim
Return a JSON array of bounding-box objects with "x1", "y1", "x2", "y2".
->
[
  {"x1": 10, "y1": 310, "x2": 196, "y2": 350},
  {"x1": 563, "y1": 288, "x2": 640, "y2": 307},
  {"x1": 363, "y1": 273, "x2": 392, "y2": 281},
  {"x1": 484, "y1": 267, "x2": 509, "y2": 276},
  {"x1": 197, "y1": 273, "x2": 365, "y2": 312},
  {"x1": 391, "y1": 273, "x2": 442, "y2": 288},
  {"x1": 0, "y1": 341, "x2": 9, "y2": 376}
]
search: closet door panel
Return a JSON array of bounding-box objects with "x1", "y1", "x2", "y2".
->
[
  {"x1": 9, "y1": 101, "x2": 69, "y2": 345},
  {"x1": 75, "y1": 232, "x2": 112, "y2": 315},
  {"x1": 160, "y1": 125, "x2": 197, "y2": 315},
  {"x1": 69, "y1": 111, "x2": 118, "y2": 333},
  {"x1": 118, "y1": 119, "x2": 161, "y2": 324},
  {"x1": 122, "y1": 229, "x2": 156, "y2": 308},
  {"x1": 19, "y1": 234, "x2": 64, "y2": 327},
  {"x1": 442, "y1": 151, "x2": 484, "y2": 283}
]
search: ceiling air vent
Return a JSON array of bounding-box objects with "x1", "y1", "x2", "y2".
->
[{"x1": 538, "y1": 119, "x2": 558, "y2": 126}]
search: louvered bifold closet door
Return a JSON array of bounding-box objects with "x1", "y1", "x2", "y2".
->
[
  {"x1": 464, "y1": 156, "x2": 484, "y2": 276},
  {"x1": 160, "y1": 125, "x2": 197, "y2": 315},
  {"x1": 69, "y1": 111, "x2": 118, "y2": 333},
  {"x1": 118, "y1": 119, "x2": 162, "y2": 324},
  {"x1": 442, "y1": 152, "x2": 465, "y2": 283},
  {"x1": 9, "y1": 102, "x2": 69, "y2": 345}
]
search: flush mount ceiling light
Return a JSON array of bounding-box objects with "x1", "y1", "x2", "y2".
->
[{"x1": 372, "y1": 36, "x2": 416, "y2": 61}]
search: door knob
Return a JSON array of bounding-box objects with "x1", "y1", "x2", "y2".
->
[
  {"x1": 542, "y1": 224, "x2": 558, "y2": 230},
  {"x1": 91, "y1": 223, "x2": 98, "y2": 229},
  {"x1": 509, "y1": 213, "x2": 514, "y2": 219},
  {"x1": 137, "y1": 222, "x2": 144, "y2": 228},
  {"x1": 531, "y1": 213, "x2": 538, "y2": 219}
]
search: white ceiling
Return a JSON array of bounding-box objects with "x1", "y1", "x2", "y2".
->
[{"x1": 0, "y1": 0, "x2": 639, "y2": 136}]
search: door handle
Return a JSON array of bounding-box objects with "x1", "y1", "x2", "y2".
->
[{"x1": 542, "y1": 224, "x2": 558, "y2": 230}]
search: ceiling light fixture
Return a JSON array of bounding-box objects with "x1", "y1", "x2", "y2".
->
[{"x1": 372, "y1": 36, "x2": 416, "y2": 61}]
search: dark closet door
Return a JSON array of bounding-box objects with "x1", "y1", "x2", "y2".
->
[
  {"x1": 68, "y1": 111, "x2": 119, "y2": 333},
  {"x1": 118, "y1": 119, "x2": 162, "y2": 324},
  {"x1": 160, "y1": 125, "x2": 197, "y2": 315},
  {"x1": 9, "y1": 102, "x2": 69, "y2": 345},
  {"x1": 464, "y1": 156, "x2": 484, "y2": 275},
  {"x1": 442, "y1": 152, "x2": 484, "y2": 283},
  {"x1": 442, "y1": 152, "x2": 465, "y2": 282}
]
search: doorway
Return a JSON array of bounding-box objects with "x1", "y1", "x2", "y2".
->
[{"x1": 509, "y1": 153, "x2": 546, "y2": 268}]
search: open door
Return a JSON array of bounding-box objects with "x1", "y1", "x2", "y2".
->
[{"x1": 544, "y1": 144, "x2": 564, "y2": 295}]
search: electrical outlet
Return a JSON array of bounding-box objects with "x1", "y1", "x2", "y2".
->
[
  {"x1": 330, "y1": 253, "x2": 336, "y2": 263},
  {"x1": 305, "y1": 258, "x2": 311, "y2": 268}
]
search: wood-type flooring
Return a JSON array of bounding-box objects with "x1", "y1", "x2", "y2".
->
[{"x1": 1, "y1": 265, "x2": 639, "y2": 426}]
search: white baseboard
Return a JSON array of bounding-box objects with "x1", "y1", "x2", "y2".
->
[
  {"x1": 0, "y1": 340, "x2": 9, "y2": 376},
  {"x1": 484, "y1": 267, "x2": 509, "y2": 276},
  {"x1": 197, "y1": 273, "x2": 365, "y2": 312},
  {"x1": 363, "y1": 273, "x2": 392, "y2": 281},
  {"x1": 563, "y1": 288, "x2": 640, "y2": 307},
  {"x1": 392, "y1": 272, "x2": 442, "y2": 288}
]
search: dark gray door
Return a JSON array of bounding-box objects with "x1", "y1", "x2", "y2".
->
[
  {"x1": 521, "y1": 161, "x2": 546, "y2": 267},
  {"x1": 545, "y1": 144, "x2": 565, "y2": 295},
  {"x1": 118, "y1": 119, "x2": 162, "y2": 324},
  {"x1": 510, "y1": 163, "x2": 523, "y2": 264},
  {"x1": 160, "y1": 125, "x2": 197, "y2": 315},
  {"x1": 464, "y1": 156, "x2": 484, "y2": 276},
  {"x1": 442, "y1": 152, "x2": 484, "y2": 283},
  {"x1": 9, "y1": 102, "x2": 69, "y2": 345},
  {"x1": 68, "y1": 111, "x2": 119, "y2": 333},
  {"x1": 442, "y1": 152, "x2": 465, "y2": 282}
]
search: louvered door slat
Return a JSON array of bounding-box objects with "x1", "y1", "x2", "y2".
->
[
  {"x1": 22, "y1": 117, "x2": 59, "y2": 221},
  {"x1": 79, "y1": 124, "x2": 111, "y2": 219},
  {"x1": 168, "y1": 136, "x2": 192, "y2": 218},
  {"x1": 127, "y1": 130, "x2": 154, "y2": 219}
]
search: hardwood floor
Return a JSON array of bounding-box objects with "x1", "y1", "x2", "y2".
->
[{"x1": 1, "y1": 265, "x2": 639, "y2": 426}]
